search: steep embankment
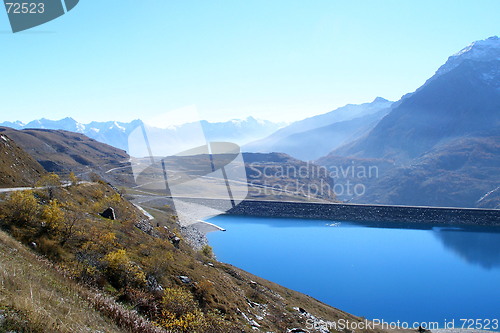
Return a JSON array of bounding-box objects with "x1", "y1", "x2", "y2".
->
[{"x1": 0, "y1": 229, "x2": 134, "y2": 333}]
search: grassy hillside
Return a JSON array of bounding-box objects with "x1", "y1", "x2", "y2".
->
[
  {"x1": 0, "y1": 229, "x2": 135, "y2": 333},
  {"x1": 0, "y1": 127, "x2": 133, "y2": 185},
  {"x1": 0, "y1": 133, "x2": 45, "y2": 188},
  {"x1": 0, "y1": 175, "x2": 384, "y2": 332}
]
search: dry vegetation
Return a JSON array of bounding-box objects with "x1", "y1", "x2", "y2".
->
[
  {"x1": 0, "y1": 229, "x2": 126, "y2": 332},
  {"x1": 0, "y1": 174, "x2": 386, "y2": 333}
]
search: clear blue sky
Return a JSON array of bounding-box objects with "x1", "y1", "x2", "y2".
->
[{"x1": 0, "y1": 0, "x2": 498, "y2": 124}]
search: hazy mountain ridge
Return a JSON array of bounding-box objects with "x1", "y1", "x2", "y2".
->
[
  {"x1": 244, "y1": 97, "x2": 393, "y2": 159},
  {"x1": 0, "y1": 117, "x2": 284, "y2": 153},
  {"x1": 265, "y1": 107, "x2": 392, "y2": 161}
]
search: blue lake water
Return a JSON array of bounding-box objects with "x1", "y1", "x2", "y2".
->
[{"x1": 207, "y1": 215, "x2": 500, "y2": 326}]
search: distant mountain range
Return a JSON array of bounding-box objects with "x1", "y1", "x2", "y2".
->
[{"x1": 0, "y1": 117, "x2": 284, "y2": 153}]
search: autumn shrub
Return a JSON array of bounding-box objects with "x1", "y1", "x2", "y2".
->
[
  {"x1": 103, "y1": 249, "x2": 147, "y2": 289},
  {"x1": 2, "y1": 190, "x2": 40, "y2": 226},
  {"x1": 41, "y1": 199, "x2": 64, "y2": 231},
  {"x1": 121, "y1": 288, "x2": 160, "y2": 318},
  {"x1": 160, "y1": 287, "x2": 198, "y2": 318},
  {"x1": 158, "y1": 288, "x2": 203, "y2": 332},
  {"x1": 35, "y1": 173, "x2": 61, "y2": 200},
  {"x1": 37, "y1": 236, "x2": 64, "y2": 259},
  {"x1": 69, "y1": 171, "x2": 79, "y2": 186},
  {"x1": 91, "y1": 192, "x2": 123, "y2": 216},
  {"x1": 141, "y1": 239, "x2": 174, "y2": 278},
  {"x1": 82, "y1": 227, "x2": 118, "y2": 253},
  {"x1": 200, "y1": 244, "x2": 214, "y2": 258},
  {"x1": 158, "y1": 287, "x2": 236, "y2": 333},
  {"x1": 193, "y1": 279, "x2": 215, "y2": 309}
]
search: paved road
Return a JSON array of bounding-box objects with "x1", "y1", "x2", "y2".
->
[
  {"x1": 0, "y1": 181, "x2": 90, "y2": 194},
  {"x1": 0, "y1": 186, "x2": 36, "y2": 193}
]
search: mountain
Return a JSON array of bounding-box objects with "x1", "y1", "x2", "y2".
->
[
  {"x1": 81, "y1": 119, "x2": 144, "y2": 152},
  {"x1": 0, "y1": 127, "x2": 132, "y2": 185},
  {"x1": 0, "y1": 120, "x2": 25, "y2": 130},
  {"x1": 244, "y1": 97, "x2": 393, "y2": 160},
  {"x1": 319, "y1": 36, "x2": 500, "y2": 208},
  {"x1": 0, "y1": 133, "x2": 45, "y2": 187},
  {"x1": 0, "y1": 118, "x2": 145, "y2": 152},
  {"x1": 333, "y1": 36, "x2": 500, "y2": 163},
  {"x1": 200, "y1": 117, "x2": 285, "y2": 144},
  {"x1": 0, "y1": 117, "x2": 283, "y2": 153}
]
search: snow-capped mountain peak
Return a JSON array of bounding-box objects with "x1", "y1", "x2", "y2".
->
[
  {"x1": 0, "y1": 117, "x2": 282, "y2": 152},
  {"x1": 435, "y1": 36, "x2": 500, "y2": 77}
]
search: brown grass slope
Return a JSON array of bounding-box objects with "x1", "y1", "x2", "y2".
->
[
  {"x1": 0, "y1": 229, "x2": 129, "y2": 333},
  {"x1": 0, "y1": 127, "x2": 132, "y2": 184},
  {"x1": 0, "y1": 133, "x2": 46, "y2": 188},
  {"x1": 0, "y1": 176, "x2": 386, "y2": 332}
]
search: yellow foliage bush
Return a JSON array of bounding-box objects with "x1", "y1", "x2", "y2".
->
[
  {"x1": 3, "y1": 190, "x2": 39, "y2": 226},
  {"x1": 41, "y1": 200, "x2": 64, "y2": 231},
  {"x1": 160, "y1": 288, "x2": 198, "y2": 317},
  {"x1": 82, "y1": 228, "x2": 117, "y2": 253},
  {"x1": 35, "y1": 173, "x2": 61, "y2": 200},
  {"x1": 103, "y1": 249, "x2": 146, "y2": 288},
  {"x1": 69, "y1": 171, "x2": 78, "y2": 186}
]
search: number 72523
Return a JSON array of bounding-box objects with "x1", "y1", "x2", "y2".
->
[{"x1": 5, "y1": 2, "x2": 45, "y2": 14}]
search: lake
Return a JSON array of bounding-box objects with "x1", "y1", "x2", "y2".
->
[{"x1": 207, "y1": 215, "x2": 500, "y2": 326}]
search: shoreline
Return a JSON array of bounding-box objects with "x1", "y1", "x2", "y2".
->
[{"x1": 183, "y1": 198, "x2": 500, "y2": 250}]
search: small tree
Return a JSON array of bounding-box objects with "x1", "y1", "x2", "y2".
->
[
  {"x1": 69, "y1": 172, "x2": 78, "y2": 186},
  {"x1": 200, "y1": 244, "x2": 214, "y2": 258},
  {"x1": 36, "y1": 173, "x2": 61, "y2": 200},
  {"x1": 59, "y1": 209, "x2": 81, "y2": 246}
]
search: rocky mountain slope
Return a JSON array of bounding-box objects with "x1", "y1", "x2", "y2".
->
[
  {"x1": 333, "y1": 36, "x2": 500, "y2": 163},
  {"x1": 319, "y1": 36, "x2": 500, "y2": 208},
  {"x1": 342, "y1": 134, "x2": 500, "y2": 208}
]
